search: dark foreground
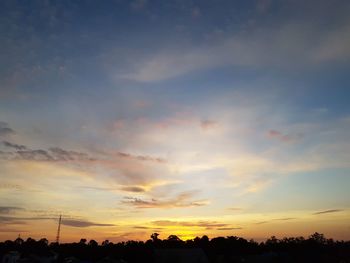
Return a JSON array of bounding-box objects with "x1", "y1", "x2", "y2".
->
[{"x1": 1, "y1": 233, "x2": 349, "y2": 263}]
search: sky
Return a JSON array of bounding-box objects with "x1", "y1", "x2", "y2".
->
[{"x1": 0, "y1": 0, "x2": 350, "y2": 243}]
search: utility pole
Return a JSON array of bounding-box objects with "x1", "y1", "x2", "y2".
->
[{"x1": 55, "y1": 215, "x2": 62, "y2": 244}]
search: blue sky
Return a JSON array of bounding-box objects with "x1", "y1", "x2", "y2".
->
[{"x1": 0, "y1": 0, "x2": 349, "y2": 242}]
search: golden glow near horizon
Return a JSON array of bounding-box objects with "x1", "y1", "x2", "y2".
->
[{"x1": 1, "y1": 0, "x2": 350, "y2": 243}]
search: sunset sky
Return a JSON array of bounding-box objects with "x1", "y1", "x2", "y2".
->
[{"x1": 0, "y1": 0, "x2": 350, "y2": 243}]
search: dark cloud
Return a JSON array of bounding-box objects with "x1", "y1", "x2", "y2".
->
[
  {"x1": 2, "y1": 141, "x2": 27, "y2": 150},
  {"x1": 120, "y1": 186, "x2": 146, "y2": 192},
  {"x1": 24, "y1": 147, "x2": 93, "y2": 162},
  {"x1": 80, "y1": 185, "x2": 146, "y2": 193},
  {"x1": 255, "y1": 221, "x2": 269, "y2": 225},
  {"x1": 0, "y1": 206, "x2": 24, "y2": 214},
  {"x1": 275, "y1": 217, "x2": 296, "y2": 221},
  {"x1": 0, "y1": 215, "x2": 115, "y2": 228},
  {"x1": 133, "y1": 226, "x2": 151, "y2": 229},
  {"x1": 217, "y1": 227, "x2": 242, "y2": 230},
  {"x1": 0, "y1": 122, "x2": 15, "y2": 136},
  {"x1": 62, "y1": 219, "x2": 116, "y2": 228},
  {"x1": 16, "y1": 149, "x2": 54, "y2": 161},
  {"x1": 313, "y1": 209, "x2": 343, "y2": 215},
  {"x1": 49, "y1": 147, "x2": 94, "y2": 161},
  {"x1": 121, "y1": 191, "x2": 207, "y2": 209},
  {"x1": 117, "y1": 152, "x2": 166, "y2": 163},
  {"x1": 0, "y1": 144, "x2": 94, "y2": 162}
]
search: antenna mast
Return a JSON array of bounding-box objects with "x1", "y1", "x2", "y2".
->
[{"x1": 55, "y1": 214, "x2": 62, "y2": 243}]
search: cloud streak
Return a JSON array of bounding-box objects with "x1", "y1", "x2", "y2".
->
[
  {"x1": 61, "y1": 219, "x2": 116, "y2": 228},
  {"x1": 313, "y1": 209, "x2": 344, "y2": 215},
  {"x1": 0, "y1": 206, "x2": 24, "y2": 214},
  {"x1": 120, "y1": 13, "x2": 350, "y2": 82},
  {"x1": 121, "y1": 191, "x2": 208, "y2": 209},
  {"x1": 2, "y1": 141, "x2": 27, "y2": 150}
]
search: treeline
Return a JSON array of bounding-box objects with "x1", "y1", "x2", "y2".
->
[{"x1": 1, "y1": 232, "x2": 349, "y2": 262}]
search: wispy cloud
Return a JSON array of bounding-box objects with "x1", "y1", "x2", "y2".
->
[
  {"x1": 0, "y1": 144, "x2": 94, "y2": 162},
  {"x1": 120, "y1": 186, "x2": 146, "y2": 193},
  {"x1": 274, "y1": 217, "x2": 297, "y2": 221},
  {"x1": 119, "y1": 2, "x2": 350, "y2": 82},
  {"x1": 80, "y1": 185, "x2": 146, "y2": 193},
  {"x1": 0, "y1": 206, "x2": 24, "y2": 214},
  {"x1": 0, "y1": 122, "x2": 15, "y2": 137},
  {"x1": 255, "y1": 221, "x2": 269, "y2": 225},
  {"x1": 227, "y1": 207, "x2": 242, "y2": 211},
  {"x1": 152, "y1": 220, "x2": 229, "y2": 228},
  {"x1": 0, "y1": 216, "x2": 26, "y2": 224},
  {"x1": 200, "y1": 120, "x2": 218, "y2": 130},
  {"x1": 61, "y1": 219, "x2": 116, "y2": 228},
  {"x1": 0, "y1": 228, "x2": 28, "y2": 233},
  {"x1": 116, "y1": 151, "x2": 166, "y2": 163},
  {"x1": 267, "y1": 130, "x2": 302, "y2": 143},
  {"x1": 217, "y1": 227, "x2": 242, "y2": 231},
  {"x1": 313, "y1": 209, "x2": 344, "y2": 215},
  {"x1": 121, "y1": 191, "x2": 208, "y2": 209},
  {"x1": 0, "y1": 214, "x2": 115, "y2": 228},
  {"x1": 255, "y1": 217, "x2": 297, "y2": 225},
  {"x1": 2, "y1": 141, "x2": 27, "y2": 150}
]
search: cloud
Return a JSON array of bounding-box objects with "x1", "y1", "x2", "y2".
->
[
  {"x1": 267, "y1": 130, "x2": 301, "y2": 143},
  {"x1": 61, "y1": 219, "x2": 116, "y2": 228},
  {"x1": 0, "y1": 122, "x2": 15, "y2": 136},
  {"x1": 0, "y1": 206, "x2": 24, "y2": 214},
  {"x1": 255, "y1": 221, "x2": 269, "y2": 225},
  {"x1": 119, "y1": 3, "x2": 350, "y2": 82},
  {"x1": 0, "y1": 144, "x2": 94, "y2": 162},
  {"x1": 133, "y1": 226, "x2": 151, "y2": 229},
  {"x1": 16, "y1": 149, "x2": 55, "y2": 161},
  {"x1": 313, "y1": 209, "x2": 344, "y2": 215},
  {"x1": 255, "y1": 217, "x2": 297, "y2": 225},
  {"x1": 274, "y1": 217, "x2": 296, "y2": 221},
  {"x1": 227, "y1": 207, "x2": 242, "y2": 211},
  {"x1": 0, "y1": 183, "x2": 21, "y2": 190},
  {"x1": 120, "y1": 186, "x2": 146, "y2": 193},
  {"x1": 80, "y1": 185, "x2": 146, "y2": 193},
  {"x1": 2, "y1": 141, "x2": 27, "y2": 150},
  {"x1": 121, "y1": 191, "x2": 208, "y2": 209},
  {"x1": 0, "y1": 214, "x2": 115, "y2": 228},
  {"x1": 152, "y1": 220, "x2": 230, "y2": 229},
  {"x1": 200, "y1": 120, "x2": 218, "y2": 130},
  {"x1": 0, "y1": 216, "x2": 26, "y2": 224},
  {"x1": 0, "y1": 228, "x2": 28, "y2": 233},
  {"x1": 48, "y1": 147, "x2": 94, "y2": 161},
  {"x1": 217, "y1": 227, "x2": 242, "y2": 231},
  {"x1": 1, "y1": 137, "x2": 172, "y2": 189},
  {"x1": 116, "y1": 151, "x2": 166, "y2": 163},
  {"x1": 0, "y1": 150, "x2": 15, "y2": 160}
]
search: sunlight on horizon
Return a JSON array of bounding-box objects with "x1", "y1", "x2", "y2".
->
[{"x1": 0, "y1": 0, "x2": 350, "y2": 243}]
